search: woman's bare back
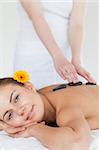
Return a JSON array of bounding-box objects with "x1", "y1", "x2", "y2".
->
[{"x1": 39, "y1": 83, "x2": 99, "y2": 129}]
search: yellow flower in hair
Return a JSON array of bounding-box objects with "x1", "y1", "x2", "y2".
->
[{"x1": 13, "y1": 70, "x2": 29, "y2": 83}]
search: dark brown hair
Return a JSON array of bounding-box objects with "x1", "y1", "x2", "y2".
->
[{"x1": 0, "y1": 77, "x2": 24, "y2": 87}]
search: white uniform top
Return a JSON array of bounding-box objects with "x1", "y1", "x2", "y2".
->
[{"x1": 14, "y1": 0, "x2": 73, "y2": 89}]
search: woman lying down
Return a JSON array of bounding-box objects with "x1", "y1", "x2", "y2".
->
[{"x1": 0, "y1": 74, "x2": 98, "y2": 150}]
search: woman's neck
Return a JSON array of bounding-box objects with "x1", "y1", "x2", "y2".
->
[{"x1": 39, "y1": 92, "x2": 56, "y2": 123}]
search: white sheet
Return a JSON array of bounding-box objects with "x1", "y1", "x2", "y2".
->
[{"x1": 0, "y1": 130, "x2": 99, "y2": 150}]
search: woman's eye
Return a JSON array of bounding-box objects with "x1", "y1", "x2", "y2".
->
[
  {"x1": 8, "y1": 112, "x2": 13, "y2": 121},
  {"x1": 14, "y1": 95, "x2": 19, "y2": 103}
]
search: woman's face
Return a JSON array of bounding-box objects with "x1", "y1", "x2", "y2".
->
[{"x1": 0, "y1": 83, "x2": 44, "y2": 127}]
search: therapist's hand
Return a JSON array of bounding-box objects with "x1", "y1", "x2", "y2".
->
[
  {"x1": 72, "y1": 62, "x2": 96, "y2": 83},
  {"x1": 53, "y1": 52, "x2": 78, "y2": 83}
]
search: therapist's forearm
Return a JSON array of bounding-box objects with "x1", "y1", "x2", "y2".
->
[
  {"x1": 20, "y1": 0, "x2": 63, "y2": 59},
  {"x1": 68, "y1": 25, "x2": 84, "y2": 64},
  {"x1": 31, "y1": 15, "x2": 62, "y2": 58}
]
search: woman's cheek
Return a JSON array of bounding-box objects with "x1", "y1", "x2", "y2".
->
[{"x1": 9, "y1": 115, "x2": 25, "y2": 127}]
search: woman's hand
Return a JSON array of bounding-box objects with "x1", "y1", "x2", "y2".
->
[
  {"x1": 9, "y1": 121, "x2": 45, "y2": 138},
  {"x1": 72, "y1": 61, "x2": 96, "y2": 83},
  {"x1": 53, "y1": 52, "x2": 78, "y2": 83},
  {"x1": 0, "y1": 120, "x2": 27, "y2": 135},
  {"x1": 0, "y1": 120, "x2": 11, "y2": 131},
  {"x1": 0, "y1": 120, "x2": 39, "y2": 136}
]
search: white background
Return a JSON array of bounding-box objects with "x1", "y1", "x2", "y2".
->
[{"x1": 0, "y1": 1, "x2": 99, "y2": 83}]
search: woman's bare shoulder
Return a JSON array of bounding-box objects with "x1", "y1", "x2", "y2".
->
[{"x1": 38, "y1": 84, "x2": 59, "y2": 94}]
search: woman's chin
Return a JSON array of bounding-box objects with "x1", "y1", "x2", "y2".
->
[{"x1": 31, "y1": 115, "x2": 43, "y2": 123}]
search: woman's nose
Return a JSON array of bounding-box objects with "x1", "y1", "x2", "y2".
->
[
  {"x1": 16, "y1": 104, "x2": 32, "y2": 120},
  {"x1": 17, "y1": 106, "x2": 25, "y2": 116}
]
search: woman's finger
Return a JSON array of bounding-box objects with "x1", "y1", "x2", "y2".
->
[
  {"x1": 0, "y1": 120, "x2": 10, "y2": 130},
  {"x1": 9, "y1": 131, "x2": 24, "y2": 138},
  {"x1": 0, "y1": 120, "x2": 5, "y2": 129},
  {"x1": 5, "y1": 126, "x2": 25, "y2": 134},
  {"x1": 9, "y1": 128, "x2": 29, "y2": 138},
  {"x1": 23, "y1": 122, "x2": 37, "y2": 128},
  {"x1": 40, "y1": 121, "x2": 45, "y2": 125}
]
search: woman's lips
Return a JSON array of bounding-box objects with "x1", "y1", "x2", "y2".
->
[{"x1": 27, "y1": 105, "x2": 35, "y2": 120}]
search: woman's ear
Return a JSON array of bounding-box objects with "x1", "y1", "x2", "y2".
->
[{"x1": 24, "y1": 82, "x2": 36, "y2": 92}]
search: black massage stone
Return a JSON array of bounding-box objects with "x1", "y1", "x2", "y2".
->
[
  {"x1": 53, "y1": 84, "x2": 67, "y2": 91},
  {"x1": 53, "y1": 81, "x2": 82, "y2": 91},
  {"x1": 86, "y1": 82, "x2": 96, "y2": 85},
  {"x1": 68, "y1": 81, "x2": 82, "y2": 86},
  {"x1": 52, "y1": 81, "x2": 97, "y2": 92}
]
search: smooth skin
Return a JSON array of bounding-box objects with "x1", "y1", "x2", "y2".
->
[
  {"x1": 0, "y1": 82, "x2": 99, "y2": 150},
  {"x1": 20, "y1": 0, "x2": 95, "y2": 83}
]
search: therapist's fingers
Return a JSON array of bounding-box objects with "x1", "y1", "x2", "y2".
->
[
  {"x1": 57, "y1": 69, "x2": 67, "y2": 80},
  {"x1": 59, "y1": 66, "x2": 78, "y2": 83},
  {"x1": 83, "y1": 72, "x2": 96, "y2": 83},
  {"x1": 60, "y1": 68, "x2": 72, "y2": 82},
  {"x1": 76, "y1": 66, "x2": 96, "y2": 83},
  {"x1": 64, "y1": 68, "x2": 78, "y2": 83},
  {"x1": 53, "y1": 55, "x2": 79, "y2": 83}
]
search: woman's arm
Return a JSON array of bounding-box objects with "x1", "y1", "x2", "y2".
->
[
  {"x1": 20, "y1": 0, "x2": 78, "y2": 83},
  {"x1": 10, "y1": 109, "x2": 91, "y2": 150}
]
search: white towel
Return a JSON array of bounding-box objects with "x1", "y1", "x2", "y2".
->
[{"x1": 0, "y1": 130, "x2": 99, "y2": 150}]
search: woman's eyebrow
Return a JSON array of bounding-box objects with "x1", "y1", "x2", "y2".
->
[
  {"x1": 10, "y1": 90, "x2": 16, "y2": 103},
  {"x1": 3, "y1": 110, "x2": 9, "y2": 120}
]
